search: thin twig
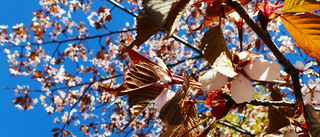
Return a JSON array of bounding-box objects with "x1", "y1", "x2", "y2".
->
[
  {"x1": 194, "y1": 99, "x2": 296, "y2": 108},
  {"x1": 217, "y1": 120, "x2": 254, "y2": 136},
  {"x1": 167, "y1": 55, "x2": 202, "y2": 67},
  {"x1": 4, "y1": 29, "x2": 135, "y2": 48},
  {"x1": 225, "y1": 0, "x2": 306, "y2": 119}
]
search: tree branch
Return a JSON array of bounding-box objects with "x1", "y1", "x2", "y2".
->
[
  {"x1": 5, "y1": 29, "x2": 135, "y2": 48},
  {"x1": 167, "y1": 55, "x2": 202, "y2": 67},
  {"x1": 217, "y1": 120, "x2": 254, "y2": 136},
  {"x1": 249, "y1": 99, "x2": 295, "y2": 108},
  {"x1": 196, "y1": 99, "x2": 296, "y2": 108},
  {"x1": 225, "y1": 0, "x2": 305, "y2": 117}
]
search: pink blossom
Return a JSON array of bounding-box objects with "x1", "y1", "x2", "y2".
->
[
  {"x1": 295, "y1": 61, "x2": 314, "y2": 75},
  {"x1": 15, "y1": 104, "x2": 24, "y2": 110},
  {"x1": 200, "y1": 51, "x2": 281, "y2": 103},
  {"x1": 45, "y1": 105, "x2": 54, "y2": 114},
  {"x1": 154, "y1": 88, "x2": 175, "y2": 110},
  {"x1": 53, "y1": 117, "x2": 59, "y2": 123}
]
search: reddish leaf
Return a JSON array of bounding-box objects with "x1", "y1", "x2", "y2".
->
[
  {"x1": 29, "y1": 51, "x2": 37, "y2": 60},
  {"x1": 116, "y1": 85, "x2": 164, "y2": 134},
  {"x1": 160, "y1": 124, "x2": 184, "y2": 137},
  {"x1": 96, "y1": 49, "x2": 104, "y2": 59},
  {"x1": 305, "y1": 104, "x2": 320, "y2": 136},
  {"x1": 105, "y1": 15, "x2": 112, "y2": 22},
  {"x1": 159, "y1": 101, "x2": 199, "y2": 137},
  {"x1": 64, "y1": 130, "x2": 72, "y2": 135},
  {"x1": 99, "y1": 62, "x2": 161, "y2": 96},
  {"x1": 53, "y1": 132, "x2": 60, "y2": 137},
  {"x1": 211, "y1": 103, "x2": 228, "y2": 119},
  {"x1": 121, "y1": 0, "x2": 191, "y2": 53},
  {"x1": 193, "y1": 3, "x2": 222, "y2": 31},
  {"x1": 51, "y1": 128, "x2": 60, "y2": 132},
  {"x1": 9, "y1": 65, "x2": 19, "y2": 69},
  {"x1": 199, "y1": 120, "x2": 216, "y2": 137},
  {"x1": 266, "y1": 105, "x2": 291, "y2": 134},
  {"x1": 106, "y1": 37, "x2": 111, "y2": 45},
  {"x1": 128, "y1": 49, "x2": 156, "y2": 65},
  {"x1": 32, "y1": 70, "x2": 43, "y2": 79},
  {"x1": 159, "y1": 71, "x2": 190, "y2": 125},
  {"x1": 24, "y1": 65, "x2": 32, "y2": 72},
  {"x1": 200, "y1": 26, "x2": 232, "y2": 67},
  {"x1": 194, "y1": 0, "x2": 251, "y2": 31},
  {"x1": 268, "y1": 84, "x2": 282, "y2": 101},
  {"x1": 95, "y1": 22, "x2": 102, "y2": 30},
  {"x1": 255, "y1": 39, "x2": 261, "y2": 51},
  {"x1": 162, "y1": 0, "x2": 191, "y2": 39},
  {"x1": 12, "y1": 97, "x2": 23, "y2": 104}
]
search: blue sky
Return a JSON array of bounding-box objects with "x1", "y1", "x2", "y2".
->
[
  {"x1": 0, "y1": 3, "x2": 44, "y2": 137},
  {"x1": 0, "y1": 1, "x2": 58, "y2": 137},
  {"x1": 0, "y1": 1, "x2": 134, "y2": 136}
]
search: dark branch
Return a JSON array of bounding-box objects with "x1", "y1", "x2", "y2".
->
[
  {"x1": 249, "y1": 99, "x2": 295, "y2": 108},
  {"x1": 225, "y1": 0, "x2": 305, "y2": 119},
  {"x1": 217, "y1": 120, "x2": 254, "y2": 136}
]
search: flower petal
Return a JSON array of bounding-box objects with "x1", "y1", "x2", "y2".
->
[
  {"x1": 230, "y1": 74, "x2": 255, "y2": 103},
  {"x1": 213, "y1": 52, "x2": 237, "y2": 78},
  {"x1": 303, "y1": 93, "x2": 312, "y2": 104},
  {"x1": 295, "y1": 61, "x2": 304, "y2": 70},
  {"x1": 243, "y1": 58, "x2": 281, "y2": 81},
  {"x1": 154, "y1": 88, "x2": 175, "y2": 110},
  {"x1": 154, "y1": 65, "x2": 172, "y2": 83},
  {"x1": 200, "y1": 69, "x2": 229, "y2": 92},
  {"x1": 313, "y1": 92, "x2": 320, "y2": 104}
]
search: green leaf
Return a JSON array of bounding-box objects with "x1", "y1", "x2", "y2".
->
[{"x1": 281, "y1": 0, "x2": 320, "y2": 13}]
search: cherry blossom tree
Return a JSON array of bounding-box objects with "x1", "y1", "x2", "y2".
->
[{"x1": 2, "y1": 0, "x2": 320, "y2": 136}]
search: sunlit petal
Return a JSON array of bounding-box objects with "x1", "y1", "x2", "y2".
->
[
  {"x1": 243, "y1": 58, "x2": 281, "y2": 81},
  {"x1": 154, "y1": 88, "x2": 175, "y2": 110},
  {"x1": 230, "y1": 74, "x2": 255, "y2": 103},
  {"x1": 303, "y1": 93, "x2": 312, "y2": 104},
  {"x1": 238, "y1": 51, "x2": 251, "y2": 63},
  {"x1": 295, "y1": 61, "x2": 304, "y2": 70},
  {"x1": 308, "y1": 79, "x2": 316, "y2": 89},
  {"x1": 200, "y1": 69, "x2": 229, "y2": 92},
  {"x1": 312, "y1": 92, "x2": 320, "y2": 104},
  {"x1": 284, "y1": 129, "x2": 298, "y2": 137}
]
